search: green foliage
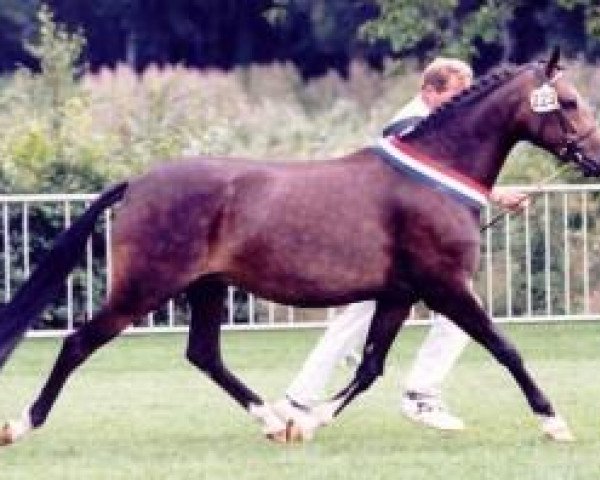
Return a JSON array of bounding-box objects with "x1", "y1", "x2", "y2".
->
[
  {"x1": 585, "y1": 4, "x2": 600, "y2": 40},
  {"x1": 361, "y1": 0, "x2": 600, "y2": 62},
  {"x1": 2, "y1": 0, "x2": 600, "y2": 77},
  {"x1": 2, "y1": 4, "x2": 600, "y2": 328},
  {"x1": 360, "y1": 0, "x2": 520, "y2": 60},
  {"x1": 0, "y1": 4, "x2": 100, "y2": 194},
  {"x1": 361, "y1": 0, "x2": 459, "y2": 54},
  {"x1": 25, "y1": 4, "x2": 86, "y2": 141}
]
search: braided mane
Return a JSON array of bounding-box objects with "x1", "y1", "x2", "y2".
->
[{"x1": 404, "y1": 63, "x2": 537, "y2": 138}]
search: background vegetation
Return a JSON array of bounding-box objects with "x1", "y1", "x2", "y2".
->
[
  {"x1": 1, "y1": 4, "x2": 600, "y2": 328},
  {"x1": 1, "y1": 1, "x2": 599, "y2": 76},
  {"x1": 2, "y1": 5, "x2": 599, "y2": 195}
]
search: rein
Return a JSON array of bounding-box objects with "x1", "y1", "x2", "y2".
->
[{"x1": 479, "y1": 162, "x2": 573, "y2": 232}]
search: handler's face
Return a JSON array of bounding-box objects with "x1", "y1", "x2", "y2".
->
[{"x1": 424, "y1": 73, "x2": 472, "y2": 110}]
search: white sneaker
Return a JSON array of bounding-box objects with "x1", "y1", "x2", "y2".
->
[
  {"x1": 311, "y1": 400, "x2": 338, "y2": 426},
  {"x1": 401, "y1": 391, "x2": 465, "y2": 431}
]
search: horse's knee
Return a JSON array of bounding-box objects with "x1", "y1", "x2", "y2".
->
[
  {"x1": 60, "y1": 332, "x2": 93, "y2": 366},
  {"x1": 59, "y1": 321, "x2": 118, "y2": 367},
  {"x1": 186, "y1": 347, "x2": 222, "y2": 375}
]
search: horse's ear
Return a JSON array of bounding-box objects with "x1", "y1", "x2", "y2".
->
[{"x1": 545, "y1": 46, "x2": 561, "y2": 78}]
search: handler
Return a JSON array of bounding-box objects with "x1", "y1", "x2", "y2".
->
[{"x1": 274, "y1": 57, "x2": 527, "y2": 434}]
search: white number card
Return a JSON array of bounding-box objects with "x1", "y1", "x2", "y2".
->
[{"x1": 530, "y1": 83, "x2": 560, "y2": 113}]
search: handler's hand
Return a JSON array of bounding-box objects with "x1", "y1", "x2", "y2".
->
[{"x1": 490, "y1": 189, "x2": 529, "y2": 212}]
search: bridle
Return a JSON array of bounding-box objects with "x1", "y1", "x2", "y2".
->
[
  {"x1": 552, "y1": 110, "x2": 597, "y2": 174},
  {"x1": 532, "y1": 68, "x2": 598, "y2": 175},
  {"x1": 481, "y1": 68, "x2": 598, "y2": 231}
]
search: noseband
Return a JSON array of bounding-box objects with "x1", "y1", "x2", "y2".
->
[{"x1": 553, "y1": 111, "x2": 596, "y2": 172}]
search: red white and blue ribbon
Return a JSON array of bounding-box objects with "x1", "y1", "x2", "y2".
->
[{"x1": 374, "y1": 136, "x2": 490, "y2": 209}]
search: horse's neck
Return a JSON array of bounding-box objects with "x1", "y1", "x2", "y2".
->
[{"x1": 405, "y1": 91, "x2": 520, "y2": 189}]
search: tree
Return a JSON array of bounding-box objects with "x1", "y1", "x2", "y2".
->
[
  {"x1": 360, "y1": 1, "x2": 520, "y2": 65},
  {"x1": 360, "y1": 0, "x2": 600, "y2": 71},
  {"x1": 264, "y1": 0, "x2": 382, "y2": 77},
  {"x1": 0, "y1": 0, "x2": 38, "y2": 71}
]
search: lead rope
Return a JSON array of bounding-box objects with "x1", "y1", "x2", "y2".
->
[{"x1": 480, "y1": 162, "x2": 573, "y2": 232}]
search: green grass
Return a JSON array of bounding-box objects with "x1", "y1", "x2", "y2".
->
[{"x1": 1, "y1": 323, "x2": 600, "y2": 479}]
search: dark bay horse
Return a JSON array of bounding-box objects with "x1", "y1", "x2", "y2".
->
[{"x1": 1, "y1": 49, "x2": 600, "y2": 446}]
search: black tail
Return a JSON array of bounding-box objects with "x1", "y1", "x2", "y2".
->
[{"x1": 0, "y1": 181, "x2": 129, "y2": 369}]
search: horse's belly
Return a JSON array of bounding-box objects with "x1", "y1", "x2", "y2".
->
[{"x1": 226, "y1": 247, "x2": 391, "y2": 307}]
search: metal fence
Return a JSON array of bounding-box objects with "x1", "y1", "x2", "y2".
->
[{"x1": 2, "y1": 184, "x2": 600, "y2": 337}]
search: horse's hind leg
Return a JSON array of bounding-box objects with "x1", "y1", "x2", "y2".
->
[
  {"x1": 426, "y1": 282, "x2": 574, "y2": 442},
  {"x1": 184, "y1": 279, "x2": 286, "y2": 439},
  {"x1": 322, "y1": 298, "x2": 413, "y2": 420},
  {"x1": 0, "y1": 302, "x2": 141, "y2": 445}
]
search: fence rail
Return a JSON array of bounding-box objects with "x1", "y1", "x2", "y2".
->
[{"x1": 2, "y1": 184, "x2": 600, "y2": 337}]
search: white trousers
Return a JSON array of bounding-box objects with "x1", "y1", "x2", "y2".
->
[
  {"x1": 403, "y1": 313, "x2": 469, "y2": 397},
  {"x1": 286, "y1": 301, "x2": 375, "y2": 407},
  {"x1": 285, "y1": 301, "x2": 469, "y2": 406}
]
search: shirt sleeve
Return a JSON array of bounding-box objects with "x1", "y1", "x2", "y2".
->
[{"x1": 382, "y1": 116, "x2": 424, "y2": 137}]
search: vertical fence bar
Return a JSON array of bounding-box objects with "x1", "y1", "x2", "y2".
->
[
  {"x1": 505, "y1": 213, "x2": 512, "y2": 317},
  {"x1": 228, "y1": 286, "x2": 235, "y2": 325},
  {"x1": 3, "y1": 202, "x2": 10, "y2": 301},
  {"x1": 582, "y1": 192, "x2": 590, "y2": 314},
  {"x1": 22, "y1": 202, "x2": 30, "y2": 278},
  {"x1": 485, "y1": 205, "x2": 493, "y2": 316},
  {"x1": 287, "y1": 306, "x2": 295, "y2": 325},
  {"x1": 248, "y1": 293, "x2": 256, "y2": 324},
  {"x1": 563, "y1": 193, "x2": 570, "y2": 315},
  {"x1": 524, "y1": 201, "x2": 532, "y2": 317},
  {"x1": 268, "y1": 301, "x2": 275, "y2": 325},
  {"x1": 544, "y1": 192, "x2": 551, "y2": 316},
  {"x1": 65, "y1": 201, "x2": 73, "y2": 329},
  {"x1": 168, "y1": 299, "x2": 175, "y2": 327},
  {"x1": 86, "y1": 243, "x2": 94, "y2": 320},
  {"x1": 104, "y1": 209, "x2": 113, "y2": 294},
  {"x1": 83, "y1": 202, "x2": 93, "y2": 322}
]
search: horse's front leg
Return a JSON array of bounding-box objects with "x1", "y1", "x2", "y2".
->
[
  {"x1": 425, "y1": 281, "x2": 574, "y2": 442},
  {"x1": 315, "y1": 298, "x2": 413, "y2": 426}
]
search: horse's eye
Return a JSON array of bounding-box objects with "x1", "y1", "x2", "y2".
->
[{"x1": 560, "y1": 99, "x2": 578, "y2": 110}]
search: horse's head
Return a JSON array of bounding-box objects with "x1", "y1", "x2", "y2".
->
[{"x1": 517, "y1": 48, "x2": 600, "y2": 176}]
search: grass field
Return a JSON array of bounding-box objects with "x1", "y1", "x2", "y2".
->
[{"x1": 1, "y1": 323, "x2": 600, "y2": 479}]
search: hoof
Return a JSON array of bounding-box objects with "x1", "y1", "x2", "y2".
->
[
  {"x1": 286, "y1": 419, "x2": 308, "y2": 442},
  {"x1": 0, "y1": 424, "x2": 15, "y2": 446},
  {"x1": 266, "y1": 428, "x2": 288, "y2": 444},
  {"x1": 271, "y1": 399, "x2": 320, "y2": 441},
  {"x1": 539, "y1": 414, "x2": 575, "y2": 443},
  {"x1": 265, "y1": 420, "x2": 309, "y2": 444}
]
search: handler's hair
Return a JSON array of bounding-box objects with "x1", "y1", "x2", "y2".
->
[{"x1": 422, "y1": 57, "x2": 473, "y2": 93}]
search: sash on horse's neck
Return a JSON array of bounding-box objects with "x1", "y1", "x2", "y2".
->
[{"x1": 374, "y1": 136, "x2": 490, "y2": 209}]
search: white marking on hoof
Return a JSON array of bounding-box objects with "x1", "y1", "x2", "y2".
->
[
  {"x1": 248, "y1": 403, "x2": 287, "y2": 436},
  {"x1": 272, "y1": 399, "x2": 322, "y2": 441},
  {"x1": 0, "y1": 409, "x2": 32, "y2": 446},
  {"x1": 538, "y1": 414, "x2": 575, "y2": 442}
]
